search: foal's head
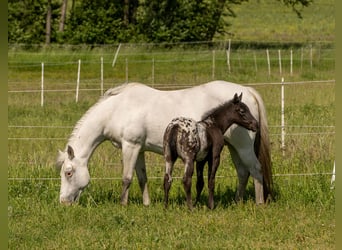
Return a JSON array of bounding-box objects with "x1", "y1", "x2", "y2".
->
[{"x1": 230, "y1": 93, "x2": 258, "y2": 132}]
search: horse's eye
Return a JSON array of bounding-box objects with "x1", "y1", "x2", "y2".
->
[{"x1": 65, "y1": 170, "x2": 73, "y2": 178}]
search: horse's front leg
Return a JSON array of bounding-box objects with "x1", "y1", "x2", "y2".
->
[
  {"x1": 183, "y1": 160, "x2": 195, "y2": 210},
  {"x1": 135, "y1": 152, "x2": 151, "y2": 206},
  {"x1": 120, "y1": 141, "x2": 142, "y2": 206}
]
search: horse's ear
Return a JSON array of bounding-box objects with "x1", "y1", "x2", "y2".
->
[
  {"x1": 56, "y1": 149, "x2": 65, "y2": 170},
  {"x1": 67, "y1": 145, "x2": 75, "y2": 160},
  {"x1": 233, "y1": 93, "x2": 240, "y2": 104},
  {"x1": 239, "y1": 92, "x2": 243, "y2": 101}
]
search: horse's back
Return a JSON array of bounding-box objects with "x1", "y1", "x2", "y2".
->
[{"x1": 101, "y1": 81, "x2": 261, "y2": 152}]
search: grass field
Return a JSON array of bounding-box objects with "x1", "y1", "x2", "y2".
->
[{"x1": 8, "y1": 0, "x2": 335, "y2": 249}]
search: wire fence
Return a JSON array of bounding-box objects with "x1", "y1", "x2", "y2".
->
[
  {"x1": 8, "y1": 80, "x2": 335, "y2": 183},
  {"x1": 8, "y1": 42, "x2": 335, "y2": 183}
]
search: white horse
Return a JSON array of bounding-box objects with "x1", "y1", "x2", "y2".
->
[{"x1": 56, "y1": 81, "x2": 272, "y2": 206}]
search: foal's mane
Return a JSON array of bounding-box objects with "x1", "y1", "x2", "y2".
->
[
  {"x1": 67, "y1": 83, "x2": 134, "y2": 144},
  {"x1": 201, "y1": 99, "x2": 234, "y2": 121}
]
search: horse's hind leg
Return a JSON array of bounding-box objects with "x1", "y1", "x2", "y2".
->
[
  {"x1": 135, "y1": 152, "x2": 150, "y2": 206},
  {"x1": 164, "y1": 159, "x2": 174, "y2": 209},
  {"x1": 227, "y1": 143, "x2": 249, "y2": 203},
  {"x1": 195, "y1": 160, "x2": 206, "y2": 205},
  {"x1": 121, "y1": 141, "x2": 142, "y2": 206},
  {"x1": 228, "y1": 143, "x2": 264, "y2": 204}
]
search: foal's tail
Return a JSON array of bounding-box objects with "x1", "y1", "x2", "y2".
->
[
  {"x1": 163, "y1": 122, "x2": 179, "y2": 162},
  {"x1": 247, "y1": 87, "x2": 273, "y2": 202}
]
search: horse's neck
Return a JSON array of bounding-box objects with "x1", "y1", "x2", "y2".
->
[
  {"x1": 67, "y1": 115, "x2": 106, "y2": 163},
  {"x1": 207, "y1": 108, "x2": 235, "y2": 133}
]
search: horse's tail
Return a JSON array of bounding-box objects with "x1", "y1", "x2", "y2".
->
[{"x1": 247, "y1": 87, "x2": 273, "y2": 201}]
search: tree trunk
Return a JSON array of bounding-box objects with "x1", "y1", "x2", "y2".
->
[
  {"x1": 45, "y1": 0, "x2": 52, "y2": 45},
  {"x1": 123, "y1": 0, "x2": 129, "y2": 25},
  {"x1": 59, "y1": 0, "x2": 68, "y2": 32}
]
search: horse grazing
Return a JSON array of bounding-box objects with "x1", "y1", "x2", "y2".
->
[
  {"x1": 163, "y1": 93, "x2": 258, "y2": 210},
  {"x1": 56, "y1": 81, "x2": 272, "y2": 206}
]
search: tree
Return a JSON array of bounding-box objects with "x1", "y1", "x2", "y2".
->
[
  {"x1": 46, "y1": 0, "x2": 52, "y2": 45},
  {"x1": 8, "y1": 0, "x2": 314, "y2": 44},
  {"x1": 59, "y1": 0, "x2": 68, "y2": 32}
]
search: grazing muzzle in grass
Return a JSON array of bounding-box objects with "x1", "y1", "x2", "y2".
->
[{"x1": 57, "y1": 145, "x2": 90, "y2": 205}]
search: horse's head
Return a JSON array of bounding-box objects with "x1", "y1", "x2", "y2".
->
[
  {"x1": 232, "y1": 93, "x2": 259, "y2": 132},
  {"x1": 56, "y1": 145, "x2": 90, "y2": 205}
]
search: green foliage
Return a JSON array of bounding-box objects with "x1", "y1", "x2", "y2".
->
[
  {"x1": 63, "y1": 0, "x2": 134, "y2": 44},
  {"x1": 8, "y1": 0, "x2": 321, "y2": 44},
  {"x1": 8, "y1": 0, "x2": 60, "y2": 44}
]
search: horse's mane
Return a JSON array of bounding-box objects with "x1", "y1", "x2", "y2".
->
[
  {"x1": 67, "y1": 83, "x2": 136, "y2": 145},
  {"x1": 201, "y1": 99, "x2": 234, "y2": 121}
]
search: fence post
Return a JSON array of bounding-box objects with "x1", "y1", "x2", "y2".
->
[
  {"x1": 278, "y1": 49, "x2": 282, "y2": 75},
  {"x1": 226, "y1": 39, "x2": 231, "y2": 73},
  {"x1": 100, "y1": 57, "x2": 104, "y2": 96},
  {"x1": 212, "y1": 50, "x2": 215, "y2": 80},
  {"x1": 310, "y1": 45, "x2": 313, "y2": 69},
  {"x1": 331, "y1": 161, "x2": 335, "y2": 189},
  {"x1": 301, "y1": 47, "x2": 303, "y2": 71},
  {"x1": 281, "y1": 77, "x2": 285, "y2": 156},
  {"x1": 254, "y1": 52, "x2": 258, "y2": 73},
  {"x1": 41, "y1": 62, "x2": 44, "y2": 107},
  {"x1": 290, "y1": 50, "x2": 293, "y2": 76},
  {"x1": 125, "y1": 58, "x2": 128, "y2": 83},
  {"x1": 266, "y1": 49, "x2": 271, "y2": 77},
  {"x1": 152, "y1": 57, "x2": 155, "y2": 86},
  {"x1": 112, "y1": 43, "x2": 121, "y2": 67},
  {"x1": 76, "y1": 59, "x2": 81, "y2": 103}
]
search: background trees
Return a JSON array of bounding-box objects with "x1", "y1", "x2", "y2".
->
[{"x1": 8, "y1": 0, "x2": 313, "y2": 44}]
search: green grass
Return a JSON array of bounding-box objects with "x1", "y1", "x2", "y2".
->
[
  {"x1": 8, "y1": 50, "x2": 335, "y2": 248},
  {"x1": 225, "y1": 0, "x2": 335, "y2": 43},
  {"x1": 8, "y1": 1, "x2": 335, "y2": 246}
]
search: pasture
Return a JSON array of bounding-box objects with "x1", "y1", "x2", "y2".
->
[{"x1": 8, "y1": 43, "x2": 335, "y2": 249}]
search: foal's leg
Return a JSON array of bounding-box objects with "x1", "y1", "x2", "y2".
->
[
  {"x1": 207, "y1": 149, "x2": 222, "y2": 210},
  {"x1": 183, "y1": 159, "x2": 195, "y2": 210},
  {"x1": 120, "y1": 141, "x2": 142, "y2": 205},
  {"x1": 135, "y1": 152, "x2": 150, "y2": 206},
  {"x1": 195, "y1": 160, "x2": 206, "y2": 205}
]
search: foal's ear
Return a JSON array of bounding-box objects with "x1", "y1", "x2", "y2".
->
[
  {"x1": 233, "y1": 93, "x2": 241, "y2": 104},
  {"x1": 67, "y1": 145, "x2": 75, "y2": 160}
]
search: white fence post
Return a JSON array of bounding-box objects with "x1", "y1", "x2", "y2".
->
[
  {"x1": 41, "y1": 62, "x2": 44, "y2": 107},
  {"x1": 125, "y1": 58, "x2": 128, "y2": 83},
  {"x1": 152, "y1": 57, "x2": 155, "y2": 86},
  {"x1": 281, "y1": 77, "x2": 285, "y2": 156},
  {"x1": 266, "y1": 49, "x2": 271, "y2": 77},
  {"x1": 112, "y1": 43, "x2": 121, "y2": 67},
  {"x1": 226, "y1": 39, "x2": 231, "y2": 73},
  {"x1": 290, "y1": 50, "x2": 293, "y2": 76},
  {"x1": 278, "y1": 49, "x2": 282, "y2": 75},
  {"x1": 212, "y1": 50, "x2": 215, "y2": 80},
  {"x1": 331, "y1": 161, "x2": 335, "y2": 189},
  {"x1": 76, "y1": 59, "x2": 81, "y2": 103},
  {"x1": 100, "y1": 56, "x2": 104, "y2": 96}
]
